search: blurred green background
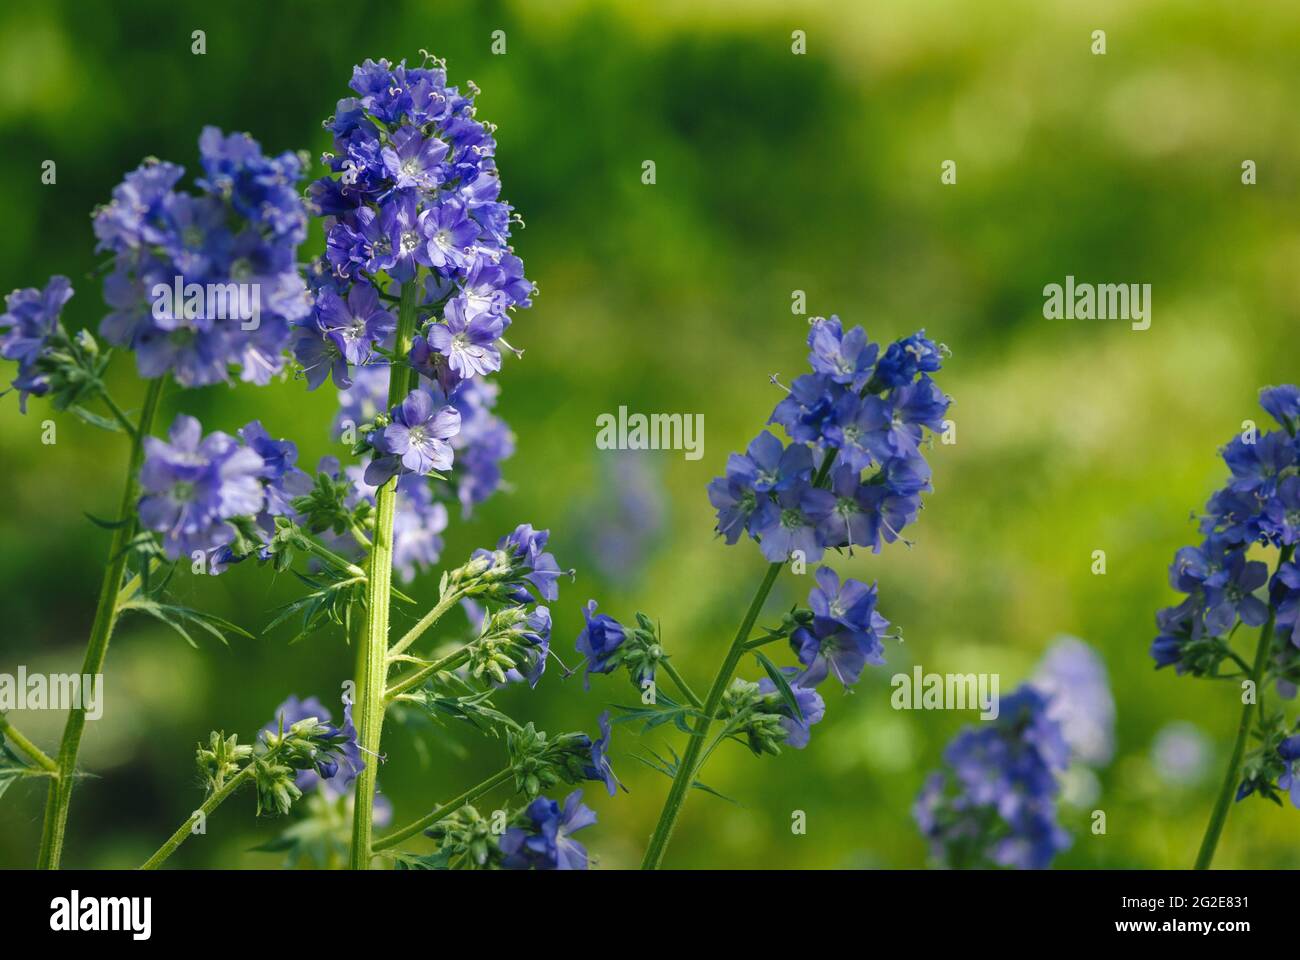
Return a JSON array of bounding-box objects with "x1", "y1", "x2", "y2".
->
[{"x1": 2, "y1": 0, "x2": 1298, "y2": 869}]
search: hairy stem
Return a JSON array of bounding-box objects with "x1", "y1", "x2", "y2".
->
[
  {"x1": 387, "y1": 588, "x2": 465, "y2": 660},
  {"x1": 0, "y1": 715, "x2": 59, "y2": 772},
  {"x1": 350, "y1": 278, "x2": 420, "y2": 870},
  {"x1": 139, "y1": 748, "x2": 281, "y2": 870},
  {"x1": 385, "y1": 647, "x2": 472, "y2": 703},
  {"x1": 1194, "y1": 543, "x2": 1293, "y2": 870},
  {"x1": 640, "y1": 561, "x2": 782, "y2": 869},
  {"x1": 302, "y1": 536, "x2": 368, "y2": 580},
  {"x1": 37, "y1": 374, "x2": 165, "y2": 869},
  {"x1": 373, "y1": 766, "x2": 514, "y2": 852},
  {"x1": 658, "y1": 656, "x2": 703, "y2": 709}
]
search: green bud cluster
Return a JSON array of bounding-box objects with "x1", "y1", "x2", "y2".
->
[
  {"x1": 196, "y1": 731, "x2": 253, "y2": 792},
  {"x1": 293, "y1": 471, "x2": 373, "y2": 540},
  {"x1": 442, "y1": 548, "x2": 531, "y2": 604},
  {"x1": 32, "y1": 328, "x2": 111, "y2": 413},
  {"x1": 616, "y1": 612, "x2": 667, "y2": 687},
  {"x1": 507, "y1": 722, "x2": 592, "y2": 798},
  {"x1": 1237, "y1": 715, "x2": 1296, "y2": 806},
  {"x1": 425, "y1": 804, "x2": 506, "y2": 870},
  {"x1": 459, "y1": 606, "x2": 543, "y2": 684},
  {"x1": 717, "y1": 678, "x2": 788, "y2": 757},
  {"x1": 253, "y1": 755, "x2": 303, "y2": 817},
  {"x1": 196, "y1": 716, "x2": 350, "y2": 819}
]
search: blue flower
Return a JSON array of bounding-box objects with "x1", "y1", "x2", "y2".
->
[
  {"x1": 1031, "y1": 637, "x2": 1116, "y2": 768},
  {"x1": 500, "y1": 790, "x2": 596, "y2": 870},
  {"x1": 714, "y1": 320, "x2": 948, "y2": 565},
  {"x1": 314, "y1": 282, "x2": 395, "y2": 366},
  {"x1": 196, "y1": 126, "x2": 308, "y2": 242},
  {"x1": 380, "y1": 125, "x2": 448, "y2": 191},
  {"x1": 423, "y1": 297, "x2": 504, "y2": 379},
  {"x1": 1271, "y1": 561, "x2": 1300, "y2": 649},
  {"x1": 238, "y1": 420, "x2": 313, "y2": 518},
  {"x1": 138, "y1": 415, "x2": 266, "y2": 558},
  {"x1": 873, "y1": 330, "x2": 945, "y2": 390},
  {"x1": 807, "y1": 315, "x2": 878, "y2": 390},
  {"x1": 308, "y1": 53, "x2": 534, "y2": 428},
  {"x1": 499, "y1": 523, "x2": 562, "y2": 602},
  {"x1": 790, "y1": 567, "x2": 889, "y2": 688},
  {"x1": 1222, "y1": 431, "x2": 1295, "y2": 498},
  {"x1": 502, "y1": 606, "x2": 552, "y2": 688},
  {"x1": 0, "y1": 275, "x2": 73, "y2": 411},
  {"x1": 583, "y1": 711, "x2": 623, "y2": 795},
  {"x1": 575, "y1": 600, "x2": 625, "y2": 689},
  {"x1": 749, "y1": 481, "x2": 835, "y2": 562},
  {"x1": 1262, "y1": 475, "x2": 1300, "y2": 546},
  {"x1": 263, "y1": 695, "x2": 365, "y2": 794},
  {"x1": 1260, "y1": 385, "x2": 1300, "y2": 429},
  {"x1": 732, "y1": 431, "x2": 812, "y2": 493},
  {"x1": 769, "y1": 373, "x2": 839, "y2": 444},
  {"x1": 366, "y1": 389, "x2": 461, "y2": 485},
  {"x1": 823, "y1": 393, "x2": 899, "y2": 470}
]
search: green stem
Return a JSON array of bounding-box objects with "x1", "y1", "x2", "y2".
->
[
  {"x1": 302, "y1": 536, "x2": 367, "y2": 580},
  {"x1": 37, "y1": 374, "x2": 165, "y2": 869},
  {"x1": 350, "y1": 277, "x2": 421, "y2": 870},
  {"x1": 640, "y1": 561, "x2": 782, "y2": 869},
  {"x1": 373, "y1": 767, "x2": 514, "y2": 852},
  {"x1": 386, "y1": 647, "x2": 471, "y2": 703},
  {"x1": 0, "y1": 715, "x2": 59, "y2": 772},
  {"x1": 98, "y1": 387, "x2": 138, "y2": 440},
  {"x1": 387, "y1": 588, "x2": 465, "y2": 660},
  {"x1": 741, "y1": 630, "x2": 786, "y2": 651},
  {"x1": 1193, "y1": 544, "x2": 1293, "y2": 870},
  {"x1": 658, "y1": 656, "x2": 703, "y2": 709},
  {"x1": 139, "y1": 748, "x2": 280, "y2": 870}
]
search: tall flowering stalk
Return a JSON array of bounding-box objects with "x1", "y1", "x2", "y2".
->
[
  {"x1": 1151, "y1": 385, "x2": 1300, "y2": 868},
  {"x1": 574, "y1": 317, "x2": 951, "y2": 869},
  {"x1": 0, "y1": 125, "x2": 311, "y2": 867},
  {"x1": 6, "y1": 53, "x2": 622, "y2": 872},
  {"x1": 298, "y1": 56, "x2": 534, "y2": 867}
]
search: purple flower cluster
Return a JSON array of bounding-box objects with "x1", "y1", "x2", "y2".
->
[
  {"x1": 335, "y1": 352, "x2": 515, "y2": 515},
  {"x1": 790, "y1": 566, "x2": 891, "y2": 689},
  {"x1": 914, "y1": 686, "x2": 1071, "y2": 870},
  {"x1": 138, "y1": 415, "x2": 266, "y2": 558},
  {"x1": 138, "y1": 414, "x2": 309, "y2": 563},
  {"x1": 298, "y1": 56, "x2": 533, "y2": 394},
  {"x1": 1152, "y1": 386, "x2": 1300, "y2": 679},
  {"x1": 0, "y1": 275, "x2": 73, "y2": 411},
  {"x1": 709, "y1": 317, "x2": 950, "y2": 563},
  {"x1": 499, "y1": 790, "x2": 596, "y2": 870},
  {"x1": 93, "y1": 128, "x2": 310, "y2": 387}
]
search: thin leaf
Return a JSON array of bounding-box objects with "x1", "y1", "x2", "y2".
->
[
  {"x1": 754, "y1": 650, "x2": 802, "y2": 721},
  {"x1": 69, "y1": 405, "x2": 125, "y2": 433},
  {"x1": 84, "y1": 512, "x2": 130, "y2": 530}
]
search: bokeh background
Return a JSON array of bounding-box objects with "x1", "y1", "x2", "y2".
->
[{"x1": 2, "y1": 0, "x2": 1298, "y2": 869}]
